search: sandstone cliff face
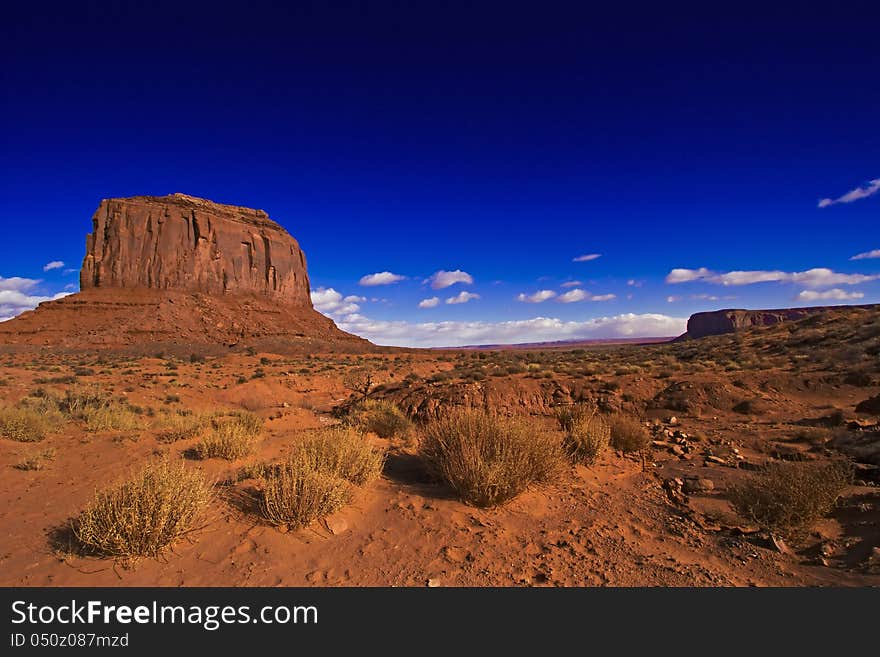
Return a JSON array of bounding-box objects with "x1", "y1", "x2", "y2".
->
[
  {"x1": 684, "y1": 305, "x2": 870, "y2": 339},
  {"x1": 80, "y1": 193, "x2": 312, "y2": 306}
]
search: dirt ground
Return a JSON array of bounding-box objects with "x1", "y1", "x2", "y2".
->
[{"x1": 1, "y1": 309, "x2": 879, "y2": 586}]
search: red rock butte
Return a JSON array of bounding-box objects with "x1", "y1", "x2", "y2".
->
[
  {"x1": 0, "y1": 194, "x2": 371, "y2": 353},
  {"x1": 80, "y1": 193, "x2": 312, "y2": 305}
]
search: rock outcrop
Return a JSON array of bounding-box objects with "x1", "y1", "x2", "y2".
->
[
  {"x1": 80, "y1": 193, "x2": 311, "y2": 306},
  {"x1": 682, "y1": 305, "x2": 874, "y2": 340},
  {"x1": 0, "y1": 193, "x2": 372, "y2": 352}
]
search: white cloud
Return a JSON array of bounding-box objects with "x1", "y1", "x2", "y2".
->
[
  {"x1": 627, "y1": 279, "x2": 643, "y2": 287},
  {"x1": 335, "y1": 313, "x2": 687, "y2": 348},
  {"x1": 560, "y1": 280, "x2": 583, "y2": 288},
  {"x1": 344, "y1": 295, "x2": 366, "y2": 303},
  {"x1": 359, "y1": 271, "x2": 406, "y2": 286},
  {"x1": 573, "y1": 253, "x2": 602, "y2": 262},
  {"x1": 310, "y1": 287, "x2": 361, "y2": 316},
  {"x1": 426, "y1": 269, "x2": 474, "y2": 289},
  {"x1": 557, "y1": 289, "x2": 587, "y2": 303},
  {"x1": 665, "y1": 267, "x2": 713, "y2": 283},
  {"x1": 43, "y1": 261, "x2": 65, "y2": 272},
  {"x1": 818, "y1": 178, "x2": 880, "y2": 208},
  {"x1": 517, "y1": 290, "x2": 557, "y2": 303},
  {"x1": 418, "y1": 296, "x2": 440, "y2": 309},
  {"x1": 851, "y1": 249, "x2": 880, "y2": 261},
  {"x1": 561, "y1": 289, "x2": 616, "y2": 303},
  {"x1": 666, "y1": 295, "x2": 682, "y2": 303},
  {"x1": 446, "y1": 291, "x2": 480, "y2": 305},
  {"x1": 666, "y1": 267, "x2": 878, "y2": 288},
  {"x1": 0, "y1": 290, "x2": 71, "y2": 323},
  {"x1": 0, "y1": 276, "x2": 41, "y2": 292},
  {"x1": 796, "y1": 289, "x2": 864, "y2": 302}
]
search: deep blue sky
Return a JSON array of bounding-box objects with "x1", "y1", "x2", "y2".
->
[{"x1": 2, "y1": 1, "x2": 878, "y2": 345}]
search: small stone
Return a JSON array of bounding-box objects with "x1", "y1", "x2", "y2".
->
[
  {"x1": 683, "y1": 477, "x2": 714, "y2": 493},
  {"x1": 326, "y1": 517, "x2": 348, "y2": 535},
  {"x1": 427, "y1": 578, "x2": 442, "y2": 588}
]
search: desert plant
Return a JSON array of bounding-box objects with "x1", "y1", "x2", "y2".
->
[
  {"x1": 609, "y1": 414, "x2": 651, "y2": 453},
  {"x1": 73, "y1": 459, "x2": 212, "y2": 560},
  {"x1": 14, "y1": 447, "x2": 56, "y2": 471},
  {"x1": 259, "y1": 457, "x2": 352, "y2": 529},
  {"x1": 731, "y1": 460, "x2": 853, "y2": 529},
  {"x1": 421, "y1": 408, "x2": 563, "y2": 507},
  {"x1": 348, "y1": 400, "x2": 411, "y2": 439},
  {"x1": 155, "y1": 412, "x2": 211, "y2": 443},
  {"x1": 564, "y1": 411, "x2": 610, "y2": 464},
  {"x1": 343, "y1": 366, "x2": 377, "y2": 401},
  {"x1": 295, "y1": 427, "x2": 385, "y2": 486},
  {"x1": 195, "y1": 424, "x2": 255, "y2": 460},
  {"x1": 0, "y1": 406, "x2": 63, "y2": 442},
  {"x1": 82, "y1": 404, "x2": 143, "y2": 433},
  {"x1": 258, "y1": 427, "x2": 383, "y2": 528}
]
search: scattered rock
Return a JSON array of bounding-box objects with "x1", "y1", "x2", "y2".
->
[
  {"x1": 855, "y1": 394, "x2": 880, "y2": 415},
  {"x1": 683, "y1": 477, "x2": 714, "y2": 494},
  {"x1": 325, "y1": 517, "x2": 348, "y2": 535},
  {"x1": 426, "y1": 578, "x2": 442, "y2": 588}
]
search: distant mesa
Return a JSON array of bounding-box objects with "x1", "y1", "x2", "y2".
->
[
  {"x1": 0, "y1": 193, "x2": 369, "y2": 352},
  {"x1": 681, "y1": 305, "x2": 877, "y2": 340}
]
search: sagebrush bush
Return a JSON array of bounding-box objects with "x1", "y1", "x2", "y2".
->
[
  {"x1": 421, "y1": 408, "x2": 563, "y2": 507},
  {"x1": 295, "y1": 427, "x2": 385, "y2": 485},
  {"x1": 609, "y1": 414, "x2": 651, "y2": 453},
  {"x1": 349, "y1": 400, "x2": 411, "y2": 439},
  {"x1": 260, "y1": 458, "x2": 352, "y2": 529},
  {"x1": 731, "y1": 460, "x2": 853, "y2": 528},
  {"x1": 0, "y1": 406, "x2": 63, "y2": 442},
  {"x1": 259, "y1": 427, "x2": 383, "y2": 527},
  {"x1": 82, "y1": 405, "x2": 143, "y2": 433},
  {"x1": 73, "y1": 459, "x2": 212, "y2": 560},
  {"x1": 155, "y1": 412, "x2": 211, "y2": 443},
  {"x1": 563, "y1": 411, "x2": 610, "y2": 464},
  {"x1": 195, "y1": 422, "x2": 258, "y2": 460}
]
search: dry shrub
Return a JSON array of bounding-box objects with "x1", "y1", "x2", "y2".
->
[
  {"x1": 0, "y1": 406, "x2": 62, "y2": 442},
  {"x1": 82, "y1": 405, "x2": 143, "y2": 433},
  {"x1": 259, "y1": 427, "x2": 383, "y2": 528},
  {"x1": 564, "y1": 411, "x2": 610, "y2": 464},
  {"x1": 731, "y1": 460, "x2": 853, "y2": 528},
  {"x1": 609, "y1": 414, "x2": 651, "y2": 453},
  {"x1": 73, "y1": 459, "x2": 212, "y2": 560},
  {"x1": 56, "y1": 385, "x2": 111, "y2": 417},
  {"x1": 194, "y1": 413, "x2": 263, "y2": 461},
  {"x1": 421, "y1": 408, "x2": 563, "y2": 507},
  {"x1": 349, "y1": 400, "x2": 411, "y2": 439},
  {"x1": 260, "y1": 459, "x2": 352, "y2": 529},
  {"x1": 155, "y1": 412, "x2": 211, "y2": 443},
  {"x1": 14, "y1": 447, "x2": 56, "y2": 471},
  {"x1": 295, "y1": 427, "x2": 385, "y2": 485}
]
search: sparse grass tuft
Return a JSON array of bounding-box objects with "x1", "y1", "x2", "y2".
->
[
  {"x1": 194, "y1": 413, "x2": 263, "y2": 461},
  {"x1": 294, "y1": 427, "x2": 385, "y2": 485},
  {"x1": 73, "y1": 459, "x2": 212, "y2": 561},
  {"x1": 563, "y1": 411, "x2": 610, "y2": 465},
  {"x1": 14, "y1": 447, "x2": 56, "y2": 471},
  {"x1": 258, "y1": 427, "x2": 383, "y2": 528},
  {"x1": 260, "y1": 458, "x2": 352, "y2": 529},
  {"x1": 731, "y1": 460, "x2": 853, "y2": 529},
  {"x1": 348, "y1": 400, "x2": 411, "y2": 439},
  {"x1": 421, "y1": 408, "x2": 563, "y2": 507},
  {"x1": 0, "y1": 406, "x2": 63, "y2": 442},
  {"x1": 82, "y1": 405, "x2": 143, "y2": 433},
  {"x1": 609, "y1": 414, "x2": 652, "y2": 453}
]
